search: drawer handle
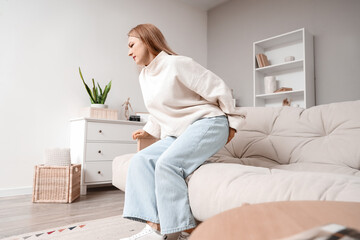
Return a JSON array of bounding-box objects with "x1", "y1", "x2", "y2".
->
[
  {"x1": 98, "y1": 150, "x2": 102, "y2": 154},
  {"x1": 98, "y1": 130, "x2": 102, "y2": 133},
  {"x1": 98, "y1": 171, "x2": 101, "y2": 174}
]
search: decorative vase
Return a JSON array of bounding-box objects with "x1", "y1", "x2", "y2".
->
[
  {"x1": 264, "y1": 76, "x2": 277, "y2": 94},
  {"x1": 91, "y1": 104, "x2": 108, "y2": 109}
]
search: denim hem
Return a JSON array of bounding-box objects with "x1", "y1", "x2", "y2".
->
[
  {"x1": 123, "y1": 214, "x2": 160, "y2": 224},
  {"x1": 160, "y1": 224, "x2": 197, "y2": 234}
]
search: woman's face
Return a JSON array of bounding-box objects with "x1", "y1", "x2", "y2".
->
[{"x1": 128, "y1": 36, "x2": 154, "y2": 66}]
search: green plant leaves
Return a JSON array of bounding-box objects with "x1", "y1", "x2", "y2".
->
[
  {"x1": 101, "y1": 80, "x2": 112, "y2": 104},
  {"x1": 79, "y1": 67, "x2": 112, "y2": 104},
  {"x1": 92, "y1": 78, "x2": 98, "y2": 103},
  {"x1": 79, "y1": 67, "x2": 95, "y2": 103},
  {"x1": 97, "y1": 83, "x2": 103, "y2": 95}
]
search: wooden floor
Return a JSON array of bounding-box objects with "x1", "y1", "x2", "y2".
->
[{"x1": 0, "y1": 186, "x2": 125, "y2": 238}]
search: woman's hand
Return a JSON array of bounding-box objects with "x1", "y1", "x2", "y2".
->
[
  {"x1": 132, "y1": 129, "x2": 151, "y2": 140},
  {"x1": 226, "y1": 127, "x2": 236, "y2": 144}
]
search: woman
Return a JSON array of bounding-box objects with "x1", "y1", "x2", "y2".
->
[{"x1": 121, "y1": 24, "x2": 246, "y2": 240}]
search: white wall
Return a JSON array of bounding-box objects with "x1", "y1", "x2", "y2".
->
[
  {"x1": 0, "y1": 0, "x2": 207, "y2": 195},
  {"x1": 208, "y1": 0, "x2": 360, "y2": 107}
]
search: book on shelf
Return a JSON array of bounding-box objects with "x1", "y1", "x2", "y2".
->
[
  {"x1": 256, "y1": 54, "x2": 263, "y2": 68},
  {"x1": 274, "y1": 87, "x2": 293, "y2": 93},
  {"x1": 261, "y1": 54, "x2": 270, "y2": 66},
  {"x1": 256, "y1": 53, "x2": 270, "y2": 68}
]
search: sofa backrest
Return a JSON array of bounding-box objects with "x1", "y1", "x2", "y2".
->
[{"x1": 230, "y1": 100, "x2": 360, "y2": 169}]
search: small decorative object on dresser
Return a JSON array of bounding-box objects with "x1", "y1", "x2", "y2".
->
[
  {"x1": 135, "y1": 112, "x2": 149, "y2": 122},
  {"x1": 80, "y1": 107, "x2": 118, "y2": 120},
  {"x1": 129, "y1": 115, "x2": 140, "y2": 122},
  {"x1": 122, "y1": 97, "x2": 133, "y2": 120},
  {"x1": 70, "y1": 118, "x2": 145, "y2": 195}
]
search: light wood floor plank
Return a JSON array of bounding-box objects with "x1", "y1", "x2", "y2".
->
[{"x1": 0, "y1": 186, "x2": 124, "y2": 238}]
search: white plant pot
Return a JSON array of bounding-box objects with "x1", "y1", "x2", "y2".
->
[{"x1": 91, "y1": 104, "x2": 108, "y2": 109}]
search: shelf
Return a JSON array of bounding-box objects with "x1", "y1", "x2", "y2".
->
[
  {"x1": 256, "y1": 90, "x2": 304, "y2": 100},
  {"x1": 253, "y1": 28, "x2": 314, "y2": 108},
  {"x1": 254, "y1": 29, "x2": 303, "y2": 49},
  {"x1": 255, "y1": 59, "x2": 303, "y2": 75}
]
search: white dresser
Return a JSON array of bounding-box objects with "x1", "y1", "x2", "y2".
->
[{"x1": 70, "y1": 118, "x2": 144, "y2": 195}]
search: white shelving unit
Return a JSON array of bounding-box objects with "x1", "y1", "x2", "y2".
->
[{"x1": 253, "y1": 28, "x2": 315, "y2": 108}]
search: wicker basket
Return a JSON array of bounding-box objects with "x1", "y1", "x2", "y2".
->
[{"x1": 32, "y1": 164, "x2": 81, "y2": 203}]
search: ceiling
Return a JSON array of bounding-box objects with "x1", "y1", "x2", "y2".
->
[{"x1": 179, "y1": 0, "x2": 230, "y2": 11}]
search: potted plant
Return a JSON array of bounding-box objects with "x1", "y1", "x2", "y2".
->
[{"x1": 79, "y1": 67, "x2": 112, "y2": 108}]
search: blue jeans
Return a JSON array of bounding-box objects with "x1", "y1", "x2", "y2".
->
[{"x1": 122, "y1": 115, "x2": 229, "y2": 234}]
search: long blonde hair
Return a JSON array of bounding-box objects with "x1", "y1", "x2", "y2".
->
[{"x1": 128, "y1": 24, "x2": 177, "y2": 56}]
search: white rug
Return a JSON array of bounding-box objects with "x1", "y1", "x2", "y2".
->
[{"x1": 2, "y1": 215, "x2": 179, "y2": 240}]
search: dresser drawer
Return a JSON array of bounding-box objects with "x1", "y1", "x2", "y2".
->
[
  {"x1": 85, "y1": 162, "x2": 112, "y2": 183},
  {"x1": 87, "y1": 122, "x2": 140, "y2": 141},
  {"x1": 86, "y1": 142, "x2": 137, "y2": 161}
]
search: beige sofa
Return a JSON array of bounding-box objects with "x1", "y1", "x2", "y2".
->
[{"x1": 112, "y1": 100, "x2": 360, "y2": 222}]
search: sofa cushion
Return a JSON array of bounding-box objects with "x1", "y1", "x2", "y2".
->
[
  {"x1": 211, "y1": 100, "x2": 360, "y2": 170},
  {"x1": 272, "y1": 162, "x2": 360, "y2": 176},
  {"x1": 188, "y1": 163, "x2": 360, "y2": 221},
  {"x1": 112, "y1": 153, "x2": 134, "y2": 192}
]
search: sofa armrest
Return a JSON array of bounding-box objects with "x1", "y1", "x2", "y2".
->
[{"x1": 137, "y1": 136, "x2": 159, "y2": 151}]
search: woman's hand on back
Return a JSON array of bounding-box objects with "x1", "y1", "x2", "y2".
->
[
  {"x1": 226, "y1": 127, "x2": 236, "y2": 144},
  {"x1": 132, "y1": 129, "x2": 151, "y2": 140}
]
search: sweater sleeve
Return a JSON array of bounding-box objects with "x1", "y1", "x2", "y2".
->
[
  {"x1": 175, "y1": 58, "x2": 246, "y2": 131},
  {"x1": 143, "y1": 114, "x2": 161, "y2": 139}
]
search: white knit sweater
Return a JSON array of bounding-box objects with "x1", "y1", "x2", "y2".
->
[{"x1": 139, "y1": 51, "x2": 246, "y2": 139}]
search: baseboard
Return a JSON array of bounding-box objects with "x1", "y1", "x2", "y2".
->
[{"x1": 0, "y1": 186, "x2": 32, "y2": 197}]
